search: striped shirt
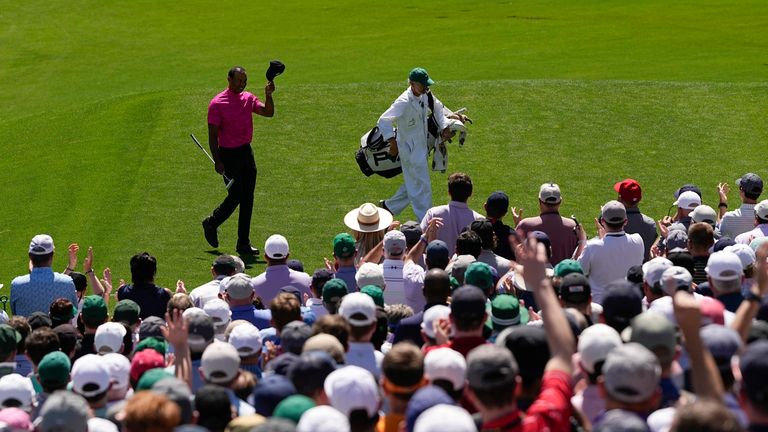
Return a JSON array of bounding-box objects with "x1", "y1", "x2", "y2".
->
[
  {"x1": 719, "y1": 204, "x2": 756, "y2": 239},
  {"x1": 10, "y1": 267, "x2": 78, "y2": 317}
]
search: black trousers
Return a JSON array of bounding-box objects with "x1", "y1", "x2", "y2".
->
[{"x1": 209, "y1": 144, "x2": 257, "y2": 244}]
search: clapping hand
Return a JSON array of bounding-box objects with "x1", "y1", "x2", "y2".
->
[
  {"x1": 717, "y1": 182, "x2": 730, "y2": 204},
  {"x1": 67, "y1": 243, "x2": 79, "y2": 271},
  {"x1": 516, "y1": 234, "x2": 549, "y2": 292}
]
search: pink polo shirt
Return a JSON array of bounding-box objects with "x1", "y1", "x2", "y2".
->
[{"x1": 207, "y1": 89, "x2": 265, "y2": 148}]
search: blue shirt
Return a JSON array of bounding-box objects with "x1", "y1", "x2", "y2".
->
[
  {"x1": 11, "y1": 267, "x2": 78, "y2": 317},
  {"x1": 230, "y1": 304, "x2": 272, "y2": 330},
  {"x1": 335, "y1": 266, "x2": 358, "y2": 292}
]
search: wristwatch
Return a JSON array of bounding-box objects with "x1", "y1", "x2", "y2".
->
[{"x1": 745, "y1": 291, "x2": 763, "y2": 303}]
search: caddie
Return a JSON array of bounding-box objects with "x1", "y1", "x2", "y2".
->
[{"x1": 377, "y1": 67, "x2": 461, "y2": 221}]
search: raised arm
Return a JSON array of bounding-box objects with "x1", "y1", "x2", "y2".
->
[
  {"x1": 83, "y1": 247, "x2": 105, "y2": 297},
  {"x1": 164, "y1": 310, "x2": 192, "y2": 389},
  {"x1": 405, "y1": 218, "x2": 443, "y2": 266},
  {"x1": 674, "y1": 290, "x2": 724, "y2": 400},
  {"x1": 64, "y1": 243, "x2": 79, "y2": 275},
  {"x1": 254, "y1": 82, "x2": 275, "y2": 117},
  {"x1": 518, "y1": 234, "x2": 574, "y2": 374}
]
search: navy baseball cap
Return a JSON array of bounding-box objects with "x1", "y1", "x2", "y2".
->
[
  {"x1": 602, "y1": 280, "x2": 643, "y2": 333},
  {"x1": 404, "y1": 385, "x2": 454, "y2": 432},
  {"x1": 673, "y1": 184, "x2": 702, "y2": 198},
  {"x1": 713, "y1": 237, "x2": 736, "y2": 252},
  {"x1": 252, "y1": 374, "x2": 296, "y2": 417},
  {"x1": 737, "y1": 173, "x2": 763, "y2": 196},
  {"x1": 287, "y1": 351, "x2": 337, "y2": 396},
  {"x1": 485, "y1": 191, "x2": 510, "y2": 216},
  {"x1": 450, "y1": 286, "x2": 486, "y2": 320},
  {"x1": 266, "y1": 352, "x2": 299, "y2": 376},
  {"x1": 495, "y1": 325, "x2": 550, "y2": 382},
  {"x1": 426, "y1": 240, "x2": 449, "y2": 265},
  {"x1": 531, "y1": 231, "x2": 551, "y2": 249}
]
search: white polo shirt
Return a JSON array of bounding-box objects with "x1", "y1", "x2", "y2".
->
[{"x1": 577, "y1": 231, "x2": 644, "y2": 304}]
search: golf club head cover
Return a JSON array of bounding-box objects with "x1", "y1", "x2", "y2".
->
[{"x1": 266, "y1": 60, "x2": 285, "y2": 81}]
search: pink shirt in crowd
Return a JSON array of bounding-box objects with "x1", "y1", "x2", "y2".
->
[
  {"x1": 207, "y1": 89, "x2": 265, "y2": 148},
  {"x1": 420, "y1": 201, "x2": 483, "y2": 256}
]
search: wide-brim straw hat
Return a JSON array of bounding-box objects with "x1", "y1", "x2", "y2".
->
[{"x1": 344, "y1": 203, "x2": 393, "y2": 233}]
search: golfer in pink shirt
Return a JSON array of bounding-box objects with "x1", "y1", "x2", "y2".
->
[{"x1": 202, "y1": 66, "x2": 275, "y2": 255}]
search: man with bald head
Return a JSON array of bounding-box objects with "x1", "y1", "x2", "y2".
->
[
  {"x1": 202, "y1": 66, "x2": 275, "y2": 255},
  {"x1": 393, "y1": 268, "x2": 451, "y2": 346}
]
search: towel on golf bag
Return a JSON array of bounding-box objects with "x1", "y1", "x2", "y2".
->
[
  {"x1": 429, "y1": 117, "x2": 468, "y2": 173},
  {"x1": 356, "y1": 126, "x2": 403, "y2": 178}
]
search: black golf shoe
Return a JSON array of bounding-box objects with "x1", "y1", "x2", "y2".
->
[
  {"x1": 202, "y1": 217, "x2": 219, "y2": 248},
  {"x1": 236, "y1": 243, "x2": 260, "y2": 256}
]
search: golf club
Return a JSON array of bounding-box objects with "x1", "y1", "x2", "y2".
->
[{"x1": 190, "y1": 134, "x2": 235, "y2": 190}]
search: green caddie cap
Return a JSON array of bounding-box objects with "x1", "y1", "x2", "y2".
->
[
  {"x1": 490, "y1": 294, "x2": 529, "y2": 331},
  {"x1": 464, "y1": 262, "x2": 494, "y2": 292},
  {"x1": 113, "y1": 300, "x2": 141, "y2": 324},
  {"x1": 409, "y1": 67, "x2": 435, "y2": 87},
  {"x1": 81, "y1": 295, "x2": 108, "y2": 321},
  {"x1": 360, "y1": 285, "x2": 385, "y2": 307},
  {"x1": 0, "y1": 324, "x2": 21, "y2": 358},
  {"x1": 553, "y1": 259, "x2": 583, "y2": 278},
  {"x1": 38, "y1": 351, "x2": 72, "y2": 388},
  {"x1": 333, "y1": 233, "x2": 356, "y2": 259},
  {"x1": 136, "y1": 368, "x2": 174, "y2": 391},
  {"x1": 273, "y1": 394, "x2": 316, "y2": 424},
  {"x1": 135, "y1": 336, "x2": 168, "y2": 356},
  {"x1": 322, "y1": 278, "x2": 348, "y2": 303}
]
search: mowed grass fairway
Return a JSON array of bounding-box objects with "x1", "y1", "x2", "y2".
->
[{"x1": 1, "y1": 0, "x2": 767, "y2": 294}]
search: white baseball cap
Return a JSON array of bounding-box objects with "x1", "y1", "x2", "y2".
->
[
  {"x1": 690, "y1": 205, "x2": 717, "y2": 224},
  {"x1": 383, "y1": 230, "x2": 407, "y2": 256},
  {"x1": 94, "y1": 322, "x2": 127, "y2": 355},
  {"x1": 297, "y1": 405, "x2": 350, "y2": 432},
  {"x1": 200, "y1": 341, "x2": 240, "y2": 384},
  {"x1": 29, "y1": 234, "x2": 54, "y2": 255},
  {"x1": 182, "y1": 307, "x2": 207, "y2": 320},
  {"x1": 203, "y1": 299, "x2": 232, "y2": 331},
  {"x1": 102, "y1": 353, "x2": 131, "y2": 391},
  {"x1": 424, "y1": 348, "x2": 466, "y2": 391},
  {"x1": 577, "y1": 324, "x2": 623, "y2": 375},
  {"x1": 756, "y1": 200, "x2": 768, "y2": 219},
  {"x1": 355, "y1": 262, "x2": 385, "y2": 289},
  {"x1": 265, "y1": 234, "x2": 290, "y2": 259},
  {"x1": 706, "y1": 251, "x2": 743, "y2": 281},
  {"x1": 0, "y1": 374, "x2": 35, "y2": 409},
  {"x1": 71, "y1": 354, "x2": 111, "y2": 397},
  {"x1": 339, "y1": 292, "x2": 377, "y2": 327},
  {"x1": 660, "y1": 266, "x2": 693, "y2": 296},
  {"x1": 421, "y1": 305, "x2": 451, "y2": 339},
  {"x1": 538, "y1": 183, "x2": 562, "y2": 204},
  {"x1": 414, "y1": 404, "x2": 476, "y2": 432},
  {"x1": 642, "y1": 257, "x2": 673, "y2": 287},
  {"x1": 324, "y1": 365, "x2": 380, "y2": 417},
  {"x1": 673, "y1": 191, "x2": 701, "y2": 210},
  {"x1": 724, "y1": 244, "x2": 757, "y2": 270},
  {"x1": 228, "y1": 323, "x2": 263, "y2": 357}
]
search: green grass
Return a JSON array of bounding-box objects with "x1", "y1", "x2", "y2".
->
[{"x1": 1, "y1": 0, "x2": 767, "y2": 295}]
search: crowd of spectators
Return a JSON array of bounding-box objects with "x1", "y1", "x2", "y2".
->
[{"x1": 2, "y1": 171, "x2": 768, "y2": 432}]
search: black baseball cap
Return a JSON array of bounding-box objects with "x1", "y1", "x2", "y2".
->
[
  {"x1": 559, "y1": 273, "x2": 591, "y2": 304},
  {"x1": 485, "y1": 191, "x2": 510, "y2": 217},
  {"x1": 739, "y1": 340, "x2": 768, "y2": 406},
  {"x1": 602, "y1": 280, "x2": 643, "y2": 333}
]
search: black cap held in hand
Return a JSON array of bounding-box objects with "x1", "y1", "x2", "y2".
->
[{"x1": 266, "y1": 60, "x2": 285, "y2": 81}]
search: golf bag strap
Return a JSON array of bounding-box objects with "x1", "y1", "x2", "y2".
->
[{"x1": 427, "y1": 91, "x2": 439, "y2": 138}]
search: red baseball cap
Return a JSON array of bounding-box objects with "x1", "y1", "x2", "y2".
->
[
  {"x1": 130, "y1": 348, "x2": 165, "y2": 384},
  {"x1": 614, "y1": 179, "x2": 642, "y2": 204}
]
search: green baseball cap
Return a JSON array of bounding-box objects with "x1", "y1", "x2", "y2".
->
[
  {"x1": 553, "y1": 259, "x2": 583, "y2": 278},
  {"x1": 135, "y1": 336, "x2": 168, "y2": 356},
  {"x1": 38, "y1": 351, "x2": 71, "y2": 388},
  {"x1": 409, "y1": 67, "x2": 435, "y2": 87},
  {"x1": 490, "y1": 294, "x2": 529, "y2": 331},
  {"x1": 465, "y1": 262, "x2": 494, "y2": 292},
  {"x1": 360, "y1": 285, "x2": 385, "y2": 307},
  {"x1": 136, "y1": 368, "x2": 174, "y2": 391},
  {"x1": 0, "y1": 324, "x2": 22, "y2": 357},
  {"x1": 82, "y1": 295, "x2": 108, "y2": 321},
  {"x1": 113, "y1": 300, "x2": 141, "y2": 324},
  {"x1": 273, "y1": 394, "x2": 316, "y2": 424},
  {"x1": 333, "y1": 233, "x2": 356, "y2": 259},
  {"x1": 322, "y1": 278, "x2": 348, "y2": 303}
]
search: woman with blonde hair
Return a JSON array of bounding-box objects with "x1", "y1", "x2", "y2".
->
[{"x1": 344, "y1": 202, "x2": 394, "y2": 265}]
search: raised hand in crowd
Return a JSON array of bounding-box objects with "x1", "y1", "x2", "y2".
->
[
  {"x1": 176, "y1": 280, "x2": 187, "y2": 294},
  {"x1": 82, "y1": 246, "x2": 107, "y2": 299},
  {"x1": 510, "y1": 206, "x2": 524, "y2": 226},
  {"x1": 64, "y1": 243, "x2": 79, "y2": 274}
]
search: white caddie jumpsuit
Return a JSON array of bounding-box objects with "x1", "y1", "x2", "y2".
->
[{"x1": 378, "y1": 87, "x2": 448, "y2": 221}]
